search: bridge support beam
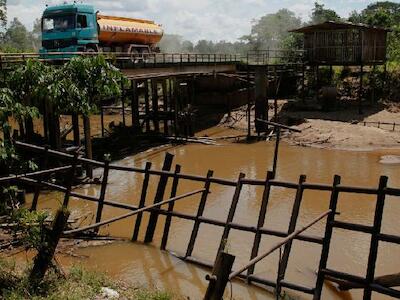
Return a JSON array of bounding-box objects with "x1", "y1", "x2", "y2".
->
[{"x1": 254, "y1": 66, "x2": 268, "y2": 134}]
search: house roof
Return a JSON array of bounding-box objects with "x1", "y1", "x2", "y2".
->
[{"x1": 289, "y1": 21, "x2": 391, "y2": 34}]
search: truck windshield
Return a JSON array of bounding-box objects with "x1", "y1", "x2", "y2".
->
[{"x1": 42, "y1": 15, "x2": 75, "y2": 32}]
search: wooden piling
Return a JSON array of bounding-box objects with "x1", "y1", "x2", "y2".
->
[
  {"x1": 62, "y1": 153, "x2": 79, "y2": 208},
  {"x1": 162, "y1": 79, "x2": 169, "y2": 135},
  {"x1": 72, "y1": 113, "x2": 80, "y2": 146},
  {"x1": 151, "y1": 79, "x2": 160, "y2": 133},
  {"x1": 216, "y1": 173, "x2": 245, "y2": 256},
  {"x1": 132, "y1": 162, "x2": 152, "y2": 241},
  {"x1": 31, "y1": 146, "x2": 49, "y2": 211},
  {"x1": 161, "y1": 164, "x2": 181, "y2": 250},
  {"x1": 313, "y1": 175, "x2": 341, "y2": 300},
  {"x1": 144, "y1": 153, "x2": 174, "y2": 243},
  {"x1": 363, "y1": 176, "x2": 388, "y2": 300},
  {"x1": 131, "y1": 80, "x2": 140, "y2": 130},
  {"x1": 144, "y1": 80, "x2": 151, "y2": 132},
  {"x1": 186, "y1": 170, "x2": 214, "y2": 257},
  {"x1": 83, "y1": 115, "x2": 93, "y2": 178},
  {"x1": 277, "y1": 175, "x2": 307, "y2": 295},
  {"x1": 29, "y1": 209, "x2": 70, "y2": 288},
  {"x1": 204, "y1": 251, "x2": 235, "y2": 300},
  {"x1": 95, "y1": 158, "x2": 111, "y2": 229},
  {"x1": 247, "y1": 171, "x2": 274, "y2": 277}
]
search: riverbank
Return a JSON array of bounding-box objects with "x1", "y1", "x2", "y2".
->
[
  {"x1": 219, "y1": 101, "x2": 400, "y2": 151},
  {"x1": 0, "y1": 257, "x2": 176, "y2": 300}
]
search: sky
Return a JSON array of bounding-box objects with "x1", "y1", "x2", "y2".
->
[{"x1": 7, "y1": 0, "x2": 399, "y2": 42}]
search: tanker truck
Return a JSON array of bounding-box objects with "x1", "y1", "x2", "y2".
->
[{"x1": 40, "y1": 3, "x2": 164, "y2": 55}]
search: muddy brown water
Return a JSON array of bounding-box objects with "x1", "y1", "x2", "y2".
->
[{"x1": 28, "y1": 127, "x2": 400, "y2": 300}]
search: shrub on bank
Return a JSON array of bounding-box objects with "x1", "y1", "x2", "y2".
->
[{"x1": 0, "y1": 259, "x2": 174, "y2": 300}]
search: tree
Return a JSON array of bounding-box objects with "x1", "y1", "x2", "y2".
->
[
  {"x1": 242, "y1": 9, "x2": 302, "y2": 50},
  {"x1": 310, "y1": 2, "x2": 341, "y2": 24},
  {"x1": 30, "y1": 18, "x2": 42, "y2": 51},
  {"x1": 2, "y1": 18, "x2": 31, "y2": 51},
  {"x1": 0, "y1": 0, "x2": 6, "y2": 28}
]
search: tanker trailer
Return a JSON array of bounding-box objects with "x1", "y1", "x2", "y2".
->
[{"x1": 40, "y1": 3, "x2": 163, "y2": 56}]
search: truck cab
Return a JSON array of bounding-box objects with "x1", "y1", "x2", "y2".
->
[{"x1": 40, "y1": 3, "x2": 99, "y2": 56}]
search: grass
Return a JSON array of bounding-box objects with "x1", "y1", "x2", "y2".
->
[{"x1": 0, "y1": 258, "x2": 174, "y2": 300}]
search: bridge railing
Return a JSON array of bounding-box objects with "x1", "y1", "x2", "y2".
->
[
  {"x1": 0, "y1": 52, "x2": 242, "y2": 70},
  {"x1": 247, "y1": 49, "x2": 305, "y2": 65}
]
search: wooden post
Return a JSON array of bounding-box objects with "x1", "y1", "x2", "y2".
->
[
  {"x1": 121, "y1": 81, "x2": 126, "y2": 126},
  {"x1": 302, "y1": 63, "x2": 306, "y2": 103},
  {"x1": 29, "y1": 209, "x2": 70, "y2": 288},
  {"x1": 100, "y1": 107, "x2": 105, "y2": 137},
  {"x1": 216, "y1": 173, "x2": 245, "y2": 256},
  {"x1": 363, "y1": 176, "x2": 388, "y2": 300},
  {"x1": 151, "y1": 79, "x2": 160, "y2": 133},
  {"x1": 95, "y1": 158, "x2": 111, "y2": 229},
  {"x1": 131, "y1": 80, "x2": 140, "y2": 130},
  {"x1": 277, "y1": 175, "x2": 307, "y2": 295},
  {"x1": 62, "y1": 153, "x2": 79, "y2": 208},
  {"x1": 247, "y1": 171, "x2": 274, "y2": 277},
  {"x1": 132, "y1": 162, "x2": 152, "y2": 241},
  {"x1": 254, "y1": 66, "x2": 268, "y2": 134},
  {"x1": 31, "y1": 146, "x2": 49, "y2": 211},
  {"x1": 144, "y1": 80, "x2": 151, "y2": 132},
  {"x1": 313, "y1": 175, "x2": 341, "y2": 300},
  {"x1": 83, "y1": 115, "x2": 93, "y2": 178},
  {"x1": 359, "y1": 64, "x2": 364, "y2": 115},
  {"x1": 161, "y1": 164, "x2": 181, "y2": 250},
  {"x1": 185, "y1": 170, "x2": 214, "y2": 257},
  {"x1": 72, "y1": 113, "x2": 80, "y2": 146},
  {"x1": 162, "y1": 79, "x2": 169, "y2": 135},
  {"x1": 144, "y1": 153, "x2": 174, "y2": 243},
  {"x1": 272, "y1": 128, "x2": 281, "y2": 178},
  {"x1": 247, "y1": 65, "x2": 251, "y2": 139},
  {"x1": 204, "y1": 251, "x2": 235, "y2": 300}
]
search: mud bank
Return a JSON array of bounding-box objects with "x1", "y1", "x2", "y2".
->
[{"x1": 286, "y1": 119, "x2": 400, "y2": 151}]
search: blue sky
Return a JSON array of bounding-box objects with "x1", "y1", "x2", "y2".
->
[{"x1": 7, "y1": 0, "x2": 399, "y2": 41}]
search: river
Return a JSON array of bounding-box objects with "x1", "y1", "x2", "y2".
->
[{"x1": 30, "y1": 127, "x2": 400, "y2": 300}]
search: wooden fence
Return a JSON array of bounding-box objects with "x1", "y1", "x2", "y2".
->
[
  {"x1": 360, "y1": 121, "x2": 400, "y2": 132},
  {"x1": 9, "y1": 141, "x2": 400, "y2": 299}
]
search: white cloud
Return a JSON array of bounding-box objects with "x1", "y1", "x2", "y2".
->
[{"x1": 6, "y1": 0, "x2": 384, "y2": 42}]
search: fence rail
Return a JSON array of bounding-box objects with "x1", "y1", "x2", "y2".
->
[
  {"x1": 6, "y1": 141, "x2": 400, "y2": 300},
  {"x1": 0, "y1": 52, "x2": 241, "y2": 70},
  {"x1": 360, "y1": 121, "x2": 400, "y2": 132}
]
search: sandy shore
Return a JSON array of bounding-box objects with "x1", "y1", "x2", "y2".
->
[
  {"x1": 286, "y1": 119, "x2": 400, "y2": 151},
  {"x1": 219, "y1": 101, "x2": 400, "y2": 151}
]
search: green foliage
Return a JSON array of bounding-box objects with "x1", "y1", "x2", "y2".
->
[
  {"x1": 0, "y1": 261, "x2": 174, "y2": 300},
  {"x1": 243, "y1": 9, "x2": 302, "y2": 50},
  {"x1": 62, "y1": 55, "x2": 126, "y2": 109},
  {"x1": 9, "y1": 208, "x2": 48, "y2": 249},
  {"x1": 0, "y1": 0, "x2": 6, "y2": 28},
  {"x1": 310, "y1": 2, "x2": 341, "y2": 24}
]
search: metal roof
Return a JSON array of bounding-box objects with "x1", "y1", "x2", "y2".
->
[{"x1": 290, "y1": 21, "x2": 391, "y2": 33}]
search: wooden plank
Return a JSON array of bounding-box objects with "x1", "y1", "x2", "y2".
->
[
  {"x1": 95, "y1": 158, "x2": 111, "y2": 228},
  {"x1": 216, "y1": 173, "x2": 246, "y2": 256},
  {"x1": 363, "y1": 176, "x2": 388, "y2": 300},
  {"x1": 132, "y1": 162, "x2": 152, "y2": 241},
  {"x1": 277, "y1": 175, "x2": 307, "y2": 295},
  {"x1": 185, "y1": 170, "x2": 214, "y2": 257},
  {"x1": 62, "y1": 153, "x2": 79, "y2": 207},
  {"x1": 161, "y1": 164, "x2": 181, "y2": 250},
  {"x1": 313, "y1": 175, "x2": 341, "y2": 300},
  {"x1": 31, "y1": 146, "x2": 49, "y2": 211},
  {"x1": 144, "y1": 80, "x2": 151, "y2": 132},
  {"x1": 151, "y1": 79, "x2": 160, "y2": 133},
  {"x1": 247, "y1": 171, "x2": 274, "y2": 277},
  {"x1": 144, "y1": 153, "x2": 174, "y2": 243},
  {"x1": 131, "y1": 80, "x2": 140, "y2": 130}
]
